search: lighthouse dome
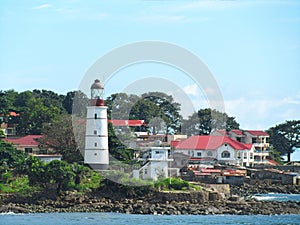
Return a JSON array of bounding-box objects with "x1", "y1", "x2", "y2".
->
[{"x1": 91, "y1": 79, "x2": 104, "y2": 89}]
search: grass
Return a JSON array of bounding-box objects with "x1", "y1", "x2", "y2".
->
[{"x1": 0, "y1": 175, "x2": 41, "y2": 194}]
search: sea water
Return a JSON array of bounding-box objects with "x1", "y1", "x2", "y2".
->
[
  {"x1": 1, "y1": 212, "x2": 300, "y2": 225},
  {"x1": 254, "y1": 193, "x2": 300, "y2": 202}
]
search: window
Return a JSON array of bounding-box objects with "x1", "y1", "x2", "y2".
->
[
  {"x1": 244, "y1": 153, "x2": 247, "y2": 159},
  {"x1": 237, "y1": 152, "x2": 241, "y2": 159},
  {"x1": 94, "y1": 142, "x2": 97, "y2": 147},
  {"x1": 197, "y1": 152, "x2": 202, "y2": 157},
  {"x1": 252, "y1": 138, "x2": 257, "y2": 144},
  {"x1": 224, "y1": 143, "x2": 228, "y2": 147},
  {"x1": 221, "y1": 151, "x2": 230, "y2": 158},
  {"x1": 250, "y1": 153, "x2": 253, "y2": 159},
  {"x1": 207, "y1": 151, "x2": 213, "y2": 157},
  {"x1": 94, "y1": 130, "x2": 97, "y2": 135},
  {"x1": 144, "y1": 169, "x2": 147, "y2": 174},
  {"x1": 236, "y1": 137, "x2": 241, "y2": 142},
  {"x1": 94, "y1": 113, "x2": 97, "y2": 119},
  {"x1": 266, "y1": 137, "x2": 270, "y2": 143},
  {"x1": 94, "y1": 153, "x2": 97, "y2": 156},
  {"x1": 25, "y1": 148, "x2": 33, "y2": 154}
]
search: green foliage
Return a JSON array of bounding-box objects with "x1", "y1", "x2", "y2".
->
[
  {"x1": 39, "y1": 114, "x2": 83, "y2": 163},
  {"x1": 46, "y1": 160, "x2": 75, "y2": 193},
  {"x1": 0, "y1": 140, "x2": 26, "y2": 168},
  {"x1": 267, "y1": 120, "x2": 300, "y2": 162},
  {"x1": 182, "y1": 108, "x2": 240, "y2": 136},
  {"x1": 155, "y1": 178, "x2": 190, "y2": 190},
  {"x1": 106, "y1": 92, "x2": 182, "y2": 134},
  {"x1": 74, "y1": 170, "x2": 102, "y2": 191},
  {"x1": 0, "y1": 176, "x2": 40, "y2": 193},
  {"x1": 99, "y1": 171, "x2": 155, "y2": 198},
  {"x1": 19, "y1": 156, "x2": 48, "y2": 186}
]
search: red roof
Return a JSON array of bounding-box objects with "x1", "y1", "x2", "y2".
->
[
  {"x1": 201, "y1": 168, "x2": 222, "y2": 173},
  {"x1": 175, "y1": 135, "x2": 252, "y2": 151},
  {"x1": 0, "y1": 111, "x2": 20, "y2": 117},
  {"x1": 267, "y1": 159, "x2": 280, "y2": 166},
  {"x1": 171, "y1": 140, "x2": 181, "y2": 148},
  {"x1": 108, "y1": 120, "x2": 145, "y2": 127},
  {"x1": 5, "y1": 135, "x2": 43, "y2": 146},
  {"x1": 230, "y1": 130, "x2": 244, "y2": 136},
  {"x1": 245, "y1": 130, "x2": 269, "y2": 137}
]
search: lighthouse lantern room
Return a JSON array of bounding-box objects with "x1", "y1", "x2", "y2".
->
[{"x1": 84, "y1": 79, "x2": 109, "y2": 170}]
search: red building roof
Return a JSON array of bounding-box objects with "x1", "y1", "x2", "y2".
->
[
  {"x1": 5, "y1": 135, "x2": 43, "y2": 146},
  {"x1": 230, "y1": 130, "x2": 244, "y2": 136},
  {"x1": 0, "y1": 111, "x2": 20, "y2": 117},
  {"x1": 175, "y1": 135, "x2": 252, "y2": 151},
  {"x1": 245, "y1": 130, "x2": 269, "y2": 136},
  {"x1": 108, "y1": 120, "x2": 145, "y2": 127}
]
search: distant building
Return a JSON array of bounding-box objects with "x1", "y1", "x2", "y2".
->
[
  {"x1": 211, "y1": 129, "x2": 271, "y2": 166},
  {"x1": 0, "y1": 111, "x2": 20, "y2": 137},
  {"x1": 5, "y1": 135, "x2": 44, "y2": 154},
  {"x1": 133, "y1": 147, "x2": 173, "y2": 180},
  {"x1": 174, "y1": 135, "x2": 255, "y2": 167}
]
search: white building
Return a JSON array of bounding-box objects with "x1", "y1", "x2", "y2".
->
[
  {"x1": 174, "y1": 135, "x2": 255, "y2": 167},
  {"x1": 84, "y1": 79, "x2": 109, "y2": 170},
  {"x1": 133, "y1": 147, "x2": 173, "y2": 180}
]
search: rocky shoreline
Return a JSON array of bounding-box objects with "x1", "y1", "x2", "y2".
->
[{"x1": 1, "y1": 184, "x2": 300, "y2": 215}]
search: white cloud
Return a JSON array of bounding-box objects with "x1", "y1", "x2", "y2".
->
[
  {"x1": 32, "y1": 4, "x2": 52, "y2": 10},
  {"x1": 183, "y1": 83, "x2": 199, "y2": 96},
  {"x1": 223, "y1": 94, "x2": 300, "y2": 129}
]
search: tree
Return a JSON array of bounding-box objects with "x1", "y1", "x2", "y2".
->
[
  {"x1": 63, "y1": 91, "x2": 75, "y2": 114},
  {"x1": 107, "y1": 92, "x2": 182, "y2": 134},
  {"x1": 106, "y1": 93, "x2": 140, "y2": 120},
  {"x1": 46, "y1": 160, "x2": 75, "y2": 194},
  {"x1": 108, "y1": 122, "x2": 134, "y2": 162},
  {"x1": 16, "y1": 97, "x2": 60, "y2": 135},
  {"x1": 0, "y1": 140, "x2": 26, "y2": 168},
  {"x1": 140, "y1": 92, "x2": 182, "y2": 134},
  {"x1": 182, "y1": 108, "x2": 240, "y2": 136},
  {"x1": 22, "y1": 156, "x2": 48, "y2": 186},
  {"x1": 267, "y1": 120, "x2": 300, "y2": 162},
  {"x1": 39, "y1": 114, "x2": 83, "y2": 163}
]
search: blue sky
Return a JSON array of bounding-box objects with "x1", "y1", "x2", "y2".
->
[{"x1": 1, "y1": 1, "x2": 299, "y2": 140}]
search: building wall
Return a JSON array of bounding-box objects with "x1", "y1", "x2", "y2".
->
[
  {"x1": 216, "y1": 144, "x2": 236, "y2": 162},
  {"x1": 142, "y1": 161, "x2": 169, "y2": 180}
]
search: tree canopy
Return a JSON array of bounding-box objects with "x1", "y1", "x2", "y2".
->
[
  {"x1": 38, "y1": 114, "x2": 83, "y2": 163},
  {"x1": 267, "y1": 120, "x2": 300, "y2": 162},
  {"x1": 181, "y1": 108, "x2": 240, "y2": 136},
  {"x1": 107, "y1": 92, "x2": 182, "y2": 134}
]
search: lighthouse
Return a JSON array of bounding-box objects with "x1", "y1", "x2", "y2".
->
[{"x1": 84, "y1": 79, "x2": 109, "y2": 170}]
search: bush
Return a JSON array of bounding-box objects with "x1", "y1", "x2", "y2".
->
[{"x1": 155, "y1": 178, "x2": 190, "y2": 190}]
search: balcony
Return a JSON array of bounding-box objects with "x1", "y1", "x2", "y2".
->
[{"x1": 254, "y1": 150, "x2": 270, "y2": 157}]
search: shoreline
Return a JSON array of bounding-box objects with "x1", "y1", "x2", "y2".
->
[
  {"x1": 1, "y1": 198, "x2": 300, "y2": 215},
  {"x1": 1, "y1": 183, "x2": 300, "y2": 215},
  {"x1": 1, "y1": 191, "x2": 300, "y2": 215}
]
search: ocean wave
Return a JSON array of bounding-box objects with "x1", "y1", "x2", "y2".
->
[{"x1": 0, "y1": 212, "x2": 24, "y2": 215}]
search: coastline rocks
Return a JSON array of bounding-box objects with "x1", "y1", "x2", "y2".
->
[
  {"x1": 1, "y1": 195, "x2": 300, "y2": 215},
  {"x1": 1, "y1": 184, "x2": 300, "y2": 215}
]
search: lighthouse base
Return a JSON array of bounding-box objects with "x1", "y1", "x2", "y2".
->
[{"x1": 88, "y1": 163, "x2": 109, "y2": 170}]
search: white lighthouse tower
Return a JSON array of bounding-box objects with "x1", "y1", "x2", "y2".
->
[{"x1": 84, "y1": 79, "x2": 109, "y2": 170}]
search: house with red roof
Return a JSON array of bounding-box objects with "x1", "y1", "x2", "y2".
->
[
  {"x1": 229, "y1": 130, "x2": 270, "y2": 165},
  {"x1": 174, "y1": 135, "x2": 255, "y2": 167},
  {"x1": 0, "y1": 111, "x2": 20, "y2": 137},
  {"x1": 5, "y1": 135, "x2": 44, "y2": 154},
  {"x1": 4, "y1": 135, "x2": 62, "y2": 162},
  {"x1": 211, "y1": 129, "x2": 271, "y2": 166}
]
